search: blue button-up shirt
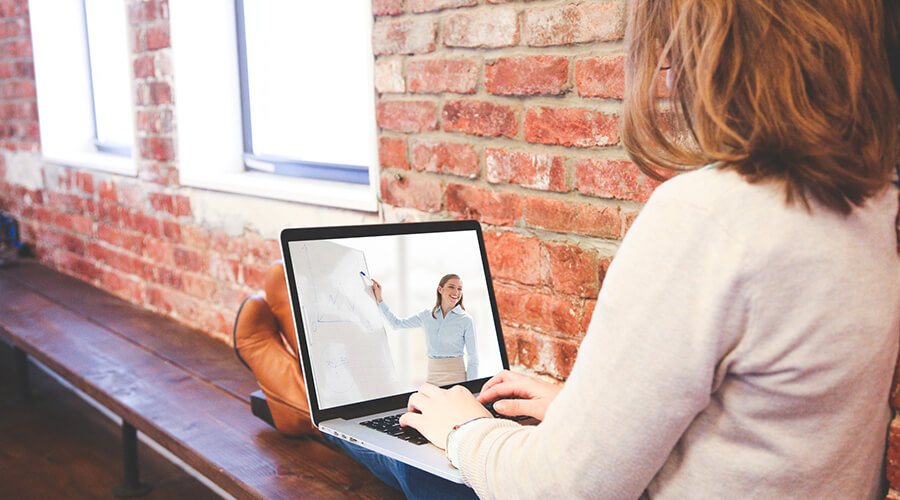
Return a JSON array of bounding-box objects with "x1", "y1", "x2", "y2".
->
[{"x1": 378, "y1": 301, "x2": 478, "y2": 378}]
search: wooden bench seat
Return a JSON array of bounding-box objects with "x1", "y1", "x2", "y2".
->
[{"x1": 0, "y1": 260, "x2": 402, "y2": 499}]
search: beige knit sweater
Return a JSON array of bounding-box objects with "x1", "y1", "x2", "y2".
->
[{"x1": 458, "y1": 168, "x2": 900, "y2": 499}]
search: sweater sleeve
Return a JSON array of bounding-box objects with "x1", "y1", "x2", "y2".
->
[
  {"x1": 456, "y1": 185, "x2": 752, "y2": 499},
  {"x1": 378, "y1": 301, "x2": 425, "y2": 330}
]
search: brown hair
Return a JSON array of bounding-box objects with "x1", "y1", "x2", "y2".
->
[
  {"x1": 432, "y1": 274, "x2": 464, "y2": 318},
  {"x1": 622, "y1": 0, "x2": 900, "y2": 214}
]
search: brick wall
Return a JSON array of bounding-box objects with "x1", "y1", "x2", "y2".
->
[
  {"x1": 371, "y1": 0, "x2": 654, "y2": 380},
  {"x1": 0, "y1": 1, "x2": 898, "y2": 496},
  {"x1": 0, "y1": 0, "x2": 37, "y2": 152}
]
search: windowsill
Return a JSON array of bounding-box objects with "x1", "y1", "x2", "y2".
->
[
  {"x1": 180, "y1": 169, "x2": 379, "y2": 213},
  {"x1": 42, "y1": 151, "x2": 138, "y2": 177}
]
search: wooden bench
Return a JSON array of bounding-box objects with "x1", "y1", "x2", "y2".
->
[{"x1": 0, "y1": 260, "x2": 403, "y2": 499}]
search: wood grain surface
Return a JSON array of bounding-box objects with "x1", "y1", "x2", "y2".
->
[{"x1": 0, "y1": 261, "x2": 402, "y2": 500}]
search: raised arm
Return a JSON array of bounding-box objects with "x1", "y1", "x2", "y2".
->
[{"x1": 377, "y1": 301, "x2": 425, "y2": 330}]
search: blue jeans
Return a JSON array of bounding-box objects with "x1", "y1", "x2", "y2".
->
[{"x1": 325, "y1": 435, "x2": 479, "y2": 500}]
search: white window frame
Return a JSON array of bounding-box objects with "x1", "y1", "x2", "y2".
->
[
  {"x1": 169, "y1": 1, "x2": 379, "y2": 213},
  {"x1": 29, "y1": 0, "x2": 137, "y2": 176}
]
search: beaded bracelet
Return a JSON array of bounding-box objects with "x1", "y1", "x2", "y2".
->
[{"x1": 445, "y1": 416, "x2": 491, "y2": 468}]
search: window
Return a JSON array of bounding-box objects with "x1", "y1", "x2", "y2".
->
[
  {"x1": 235, "y1": 1, "x2": 373, "y2": 185},
  {"x1": 30, "y1": 0, "x2": 135, "y2": 174},
  {"x1": 83, "y1": 0, "x2": 134, "y2": 157},
  {"x1": 170, "y1": 1, "x2": 379, "y2": 211}
]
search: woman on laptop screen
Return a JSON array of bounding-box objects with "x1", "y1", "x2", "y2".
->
[{"x1": 371, "y1": 274, "x2": 478, "y2": 386}]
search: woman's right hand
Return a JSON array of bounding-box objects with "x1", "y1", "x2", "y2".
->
[
  {"x1": 371, "y1": 279, "x2": 383, "y2": 303},
  {"x1": 476, "y1": 370, "x2": 562, "y2": 421}
]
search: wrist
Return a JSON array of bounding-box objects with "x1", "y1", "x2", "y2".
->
[{"x1": 445, "y1": 416, "x2": 490, "y2": 469}]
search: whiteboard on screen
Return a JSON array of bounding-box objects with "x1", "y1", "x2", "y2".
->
[{"x1": 290, "y1": 240, "x2": 401, "y2": 408}]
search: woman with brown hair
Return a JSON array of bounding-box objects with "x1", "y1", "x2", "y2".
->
[
  {"x1": 392, "y1": 0, "x2": 900, "y2": 498},
  {"x1": 372, "y1": 273, "x2": 478, "y2": 386}
]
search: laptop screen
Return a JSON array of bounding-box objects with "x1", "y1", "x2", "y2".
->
[{"x1": 281, "y1": 221, "x2": 507, "y2": 416}]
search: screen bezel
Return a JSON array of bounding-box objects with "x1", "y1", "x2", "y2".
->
[{"x1": 280, "y1": 219, "x2": 509, "y2": 423}]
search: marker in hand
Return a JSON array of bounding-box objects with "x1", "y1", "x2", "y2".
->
[{"x1": 362, "y1": 272, "x2": 383, "y2": 303}]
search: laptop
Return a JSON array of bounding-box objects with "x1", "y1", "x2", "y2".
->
[{"x1": 280, "y1": 219, "x2": 515, "y2": 482}]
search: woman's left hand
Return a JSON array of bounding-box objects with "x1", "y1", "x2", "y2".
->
[{"x1": 399, "y1": 384, "x2": 492, "y2": 449}]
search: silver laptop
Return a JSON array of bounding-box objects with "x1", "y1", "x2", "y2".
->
[{"x1": 279, "y1": 220, "x2": 514, "y2": 482}]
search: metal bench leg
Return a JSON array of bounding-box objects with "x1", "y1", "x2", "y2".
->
[
  {"x1": 112, "y1": 421, "x2": 153, "y2": 498},
  {"x1": 13, "y1": 346, "x2": 30, "y2": 403}
]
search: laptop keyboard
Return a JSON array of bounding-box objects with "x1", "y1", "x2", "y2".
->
[
  {"x1": 360, "y1": 414, "x2": 429, "y2": 445},
  {"x1": 360, "y1": 407, "x2": 532, "y2": 446}
]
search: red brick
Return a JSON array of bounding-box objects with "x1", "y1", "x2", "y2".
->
[
  {"x1": 100, "y1": 269, "x2": 146, "y2": 303},
  {"x1": 575, "y1": 158, "x2": 661, "y2": 202},
  {"x1": 11, "y1": 61, "x2": 33, "y2": 79},
  {"x1": 545, "y1": 241, "x2": 599, "y2": 298},
  {"x1": 88, "y1": 243, "x2": 154, "y2": 280},
  {"x1": 407, "y1": 58, "x2": 478, "y2": 94},
  {"x1": 133, "y1": 54, "x2": 155, "y2": 79},
  {"x1": 174, "y1": 245, "x2": 205, "y2": 273},
  {"x1": 411, "y1": 139, "x2": 478, "y2": 177},
  {"x1": 483, "y1": 231, "x2": 541, "y2": 285},
  {"x1": 145, "y1": 25, "x2": 169, "y2": 51},
  {"x1": 148, "y1": 192, "x2": 174, "y2": 214},
  {"x1": 242, "y1": 262, "x2": 268, "y2": 290},
  {"x1": 57, "y1": 250, "x2": 101, "y2": 283},
  {"x1": 373, "y1": 17, "x2": 436, "y2": 55},
  {"x1": 137, "y1": 109, "x2": 175, "y2": 134},
  {"x1": 442, "y1": 100, "x2": 517, "y2": 138},
  {"x1": 581, "y1": 298, "x2": 596, "y2": 334},
  {"x1": 57, "y1": 213, "x2": 93, "y2": 234},
  {"x1": 889, "y1": 419, "x2": 900, "y2": 487},
  {"x1": 47, "y1": 192, "x2": 85, "y2": 213},
  {"x1": 442, "y1": 8, "x2": 519, "y2": 48},
  {"x1": 485, "y1": 56, "x2": 568, "y2": 96},
  {"x1": 515, "y1": 331, "x2": 580, "y2": 379},
  {"x1": 495, "y1": 283, "x2": 582, "y2": 337},
  {"x1": 98, "y1": 179, "x2": 117, "y2": 202},
  {"x1": 127, "y1": 212, "x2": 164, "y2": 239},
  {"x1": 575, "y1": 55, "x2": 624, "y2": 99},
  {"x1": 380, "y1": 172, "x2": 443, "y2": 212},
  {"x1": 75, "y1": 171, "x2": 94, "y2": 194},
  {"x1": 162, "y1": 220, "x2": 181, "y2": 242},
  {"x1": 374, "y1": 58, "x2": 405, "y2": 94},
  {"x1": 409, "y1": 0, "x2": 475, "y2": 13},
  {"x1": 500, "y1": 325, "x2": 526, "y2": 366},
  {"x1": 523, "y1": 2, "x2": 623, "y2": 47},
  {"x1": 446, "y1": 183, "x2": 521, "y2": 226},
  {"x1": 148, "y1": 81, "x2": 172, "y2": 105},
  {"x1": 182, "y1": 272, "x2": 217, "y2": 300},
  {"x1": 379, "y1": 136, "x2": 409, "y2": 170},
  {"x1": 129, "y1": 0, "x2": 158, "y2": 25},
  {"x1": 376, "y1": 100, "x2": 438, "y2": 133},
  {"x1": 524, "y1": 197, "x2": 621, "y2": 239},
  {"x1": 143, "y1": 238, "x2": 175, "y2": 267},
  {"x1": 173, "y1": 194, "x2": 191, "y2": 217},
  {"x1": 524, "y1": 107, "x2": 617, "y2": 148},
  {"x1": 373, "y1": 0, "x2": 404, "y2": 16},
  {"x1": 139, "y1": 137, "x2": 175, "y2": 162},
  {"x1": 485, "y1": 147, "x2": 567, "y2": 192},
  {"x1": 138, "y1": 162, "x2": 179, "y2": 186},
  {"x1": 182, "y1": 224, "x2": 211, "y2": 249}
]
